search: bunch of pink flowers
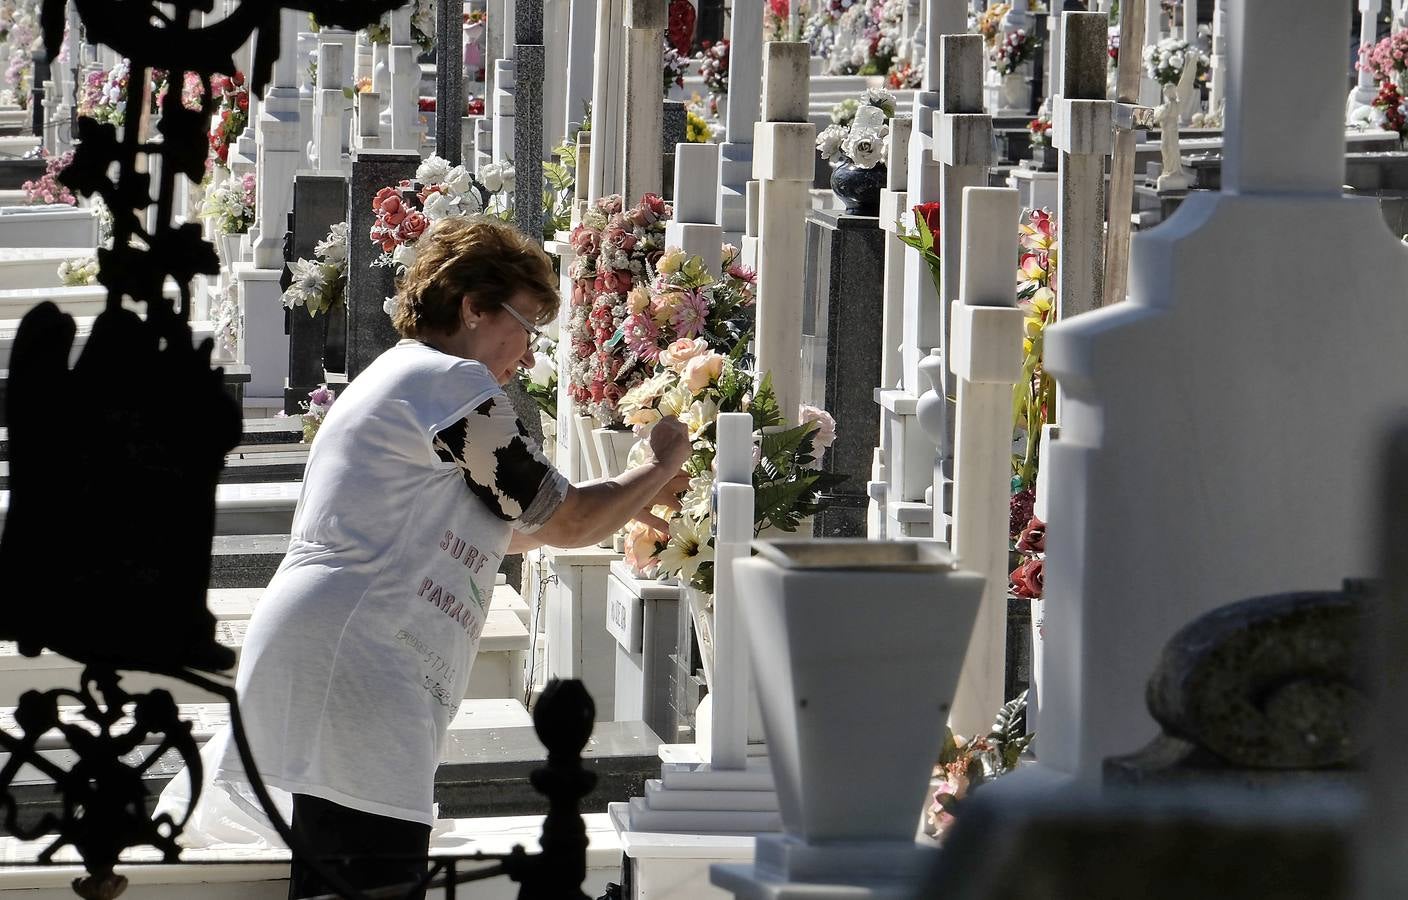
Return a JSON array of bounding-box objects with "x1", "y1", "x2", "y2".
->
[
  {"x1": 1360, "y1": 30, "x2": 1408, "y2": 88},
  {"x1": 21, "y1": 150, "x2": 75, "y2": 206},
  {"x1": 566, "y1": 193, "x2": 673, "y2": 424}
]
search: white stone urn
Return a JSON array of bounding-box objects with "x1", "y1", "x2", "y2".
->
[
  {"x1": 734, "y1": 539, "x2": 984, "y2": 843},
  {"x1": 591, "y1": 425, "x2": 639, "y2": 478},
  {"x1": 1001, "y1": 71, "x2": 1029, "y2": 113}
]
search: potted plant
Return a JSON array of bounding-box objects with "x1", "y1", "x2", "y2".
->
[{"x1": 815, "y1": 87, "x2": 894, "y2": 217}]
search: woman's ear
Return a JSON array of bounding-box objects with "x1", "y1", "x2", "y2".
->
[{"x1": 461, "y1": 294, "x2": 481, "y2": 330}]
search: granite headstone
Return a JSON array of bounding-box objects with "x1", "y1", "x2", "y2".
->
[
  {"x1": 801, "y1": 209, "x2": 885, "y2": 537},
  {"x1": 285, "y1": 172, "x2": 349, "y2": 413},
  {"x1": 347, "y1": 149, "x2": 419, "y2": 378}
]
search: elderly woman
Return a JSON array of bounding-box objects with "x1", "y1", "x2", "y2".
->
[{"x1": 215, "y1": 217, "x2": 690, "y2": 898}]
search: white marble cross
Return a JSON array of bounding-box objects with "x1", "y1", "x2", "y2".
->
[
  {"x1": 947, "y1": 186, "x2": 1024, "y2": 738},
  {"x1": 708, "y1": 412, "x2": 757, "y2": 769},
  {"x1": 620, "y1": 0, "x2": 665, "y2": 201},
  {"x1": 1035, "y1": 0, "x2": 1407, "y2": 782},
  {"x1": 752, "y1": 41, "x2": 814, "y2": 427}
]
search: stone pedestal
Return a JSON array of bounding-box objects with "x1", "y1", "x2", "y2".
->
[
  {"x1": 284, "y1": 172, "x2": 348, "y2": 413},
  {"x1": 346, "y1": 149, "x2": 419, "y2": 379},
  {"x1": 608, "y1": 563, "x2": 683, "y2": 743},
  {"x1": 801, "y1": 210, "x2": 884, "y2": 538},
  {"x1": 234, "y1": 265, "x2": 290, "y2": 401},
  {"x1": 524, "y1": 544, "x2": 620, "y2": 720}
]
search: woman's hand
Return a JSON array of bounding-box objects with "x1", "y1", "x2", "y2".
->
[
  {"x1": 648, "y1": 416, "x2": 692, "y2": 469},
  {"x1": 632, "y1": 469, "x2": 693, "y2": 532}
]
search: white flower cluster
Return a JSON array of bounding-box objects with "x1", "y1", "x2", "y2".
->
[
  {"x1": 815, "y1": 91, "x2": 894, "y2": 170},
  {"x1": 281, "y1": 222, "x2": 349, "y2": 316},
  {"x1": 478, "y1": 161, "x2": 516, "y2": 195},
  {"x1": 213, "y1": 281, "x2": 240, "y2": 359},
  {"x1": 57, "y1": 255, "x2": 98, "y2": 286},
  {"x1": 415, "y1": 154, "x2": 483, "y2": 225},
  {"x1": 1142, "y1": 37, "x2": 1207, "y2": 87}
]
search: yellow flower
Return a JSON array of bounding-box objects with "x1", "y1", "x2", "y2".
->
[
  {"x1": 628, "y1": 285, "x2": 651, "y2": 314},
  {"x1": 658, "y1": 383, "x2": 694, "y2": 418},
  {"x1": 658, "y1": 247, "x2": 687, "y2": 275},
  {"x1": 657, "y1": 512, "x2": 714, "y2": 584},
  {"x1": 682, "y1": 396, "x2": 720, "y2": 439}
]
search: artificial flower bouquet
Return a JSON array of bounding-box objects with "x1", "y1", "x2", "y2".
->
[
  {"x1": 202, "y1": 172, "x2": 256, "y2": 236},
  {"x1": 991, "y1": 27, "x2": 1039, "y2": 77},
  {"x1": 1142, "y1": 36, "x2": 1207, "y2": 87},
  {"x1": 563, "y1": 193, "x2": 675, "y2": 425},
  {"x1": 300, "y1": 385, "x2": 337, "y2": 444},
  {"x1": 21, "y1": 150, "x2": 75, "y2": 206},
  {"x1": 282, "y1": 222, "x2": 349, "y2": 317},
  {"x1": 369, "y1": 154, "x2": 487, "y2": 272},
  {"x1": 815, "y1": 87, "x2": 895, "y2": 170},
  {"x1": 366, "y1": 0, "x2": 436, "y2": 52},
  {"x1": 896, "y1": 201, "x2": 941, "y2": 299},
  {"x1": 620, "y1": 362, "x2": 841, "y2": 592},
  {"x1": 57, "y1": 255, "x2": 98, "y2": 286},
  {"x1": 207, "y1": 71, "x2": 249, "y2": 169}
]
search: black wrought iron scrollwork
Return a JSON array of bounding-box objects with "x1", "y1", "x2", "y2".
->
[{"x1": 0, "y1": 668, "x2": 204, "y2": 899}]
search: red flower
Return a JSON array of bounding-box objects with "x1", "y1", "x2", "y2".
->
[
  {"x1": 913, "y1": 202, "x2": 941, "y2": 240},
  {"x1": 418, "y1": 97, "x2": 436, "y2": 112},
  {"x1": 237, "y1": 92, "x2": 248, "y2": 111},
  {"x1": 1016, "y1": 517, "x2": 1045, "y2": 553},
  {"x1": 467, "y1": 96, "x2": 485, "y2": 116},
  {"x1": 400, "y1": 210, "x2": 429, "y2": 242},
  {"x1": 232, "y1": 70, "x2": 245, "y2": 87},
  {"x1": 1010, "y1": 558, "x2": 1044, "y2": 599}
]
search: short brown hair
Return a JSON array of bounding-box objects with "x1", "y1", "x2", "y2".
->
[{"x1": 391, "y1": 216, "x2": 559, "y2": 338}]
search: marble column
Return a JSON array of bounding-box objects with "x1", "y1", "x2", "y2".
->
[
  {"x1": 514, "y1": 0, "x2": 546, "y2": 240},
  {"x1": 621, "y1": 0, "x2": 665, "y2": 201}
]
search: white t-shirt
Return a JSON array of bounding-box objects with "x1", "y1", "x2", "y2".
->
[{"x1": 209, "y1": 340, "x2": 567, "y2": 827}]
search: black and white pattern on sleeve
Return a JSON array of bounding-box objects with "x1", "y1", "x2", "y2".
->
[{"x1": 433, "y1": 395, "x2": 566, "y2": 528}]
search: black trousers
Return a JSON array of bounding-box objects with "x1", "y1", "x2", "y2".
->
[{"x1": 287, "y1": 793, "x2": 433, "y2": 900}]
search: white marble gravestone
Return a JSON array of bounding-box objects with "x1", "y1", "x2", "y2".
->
[{"x1": 1033, "y1": 0, "x2": 1408, "y2": 781}]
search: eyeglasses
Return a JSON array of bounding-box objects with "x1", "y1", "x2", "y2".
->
[{"x1": 500, "y1": 304, "x2": 545, "y2": 344}]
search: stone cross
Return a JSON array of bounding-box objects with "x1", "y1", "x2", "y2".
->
[
  {"x1": 298, "y1": 30, "x2": 318, "y2": 163},
  {"x1": 715, "y1": 0, "x2": 765, "y2": 234},
  {"x1": 947, "y1": 186, "x2": 1024, "y2": 738},
  {"x1": 1208, "y1": 0, "x2": 1227, "y2": 113},
  {"x1": 437, "y1": 0, "x2": 467, "y2": 164},
  {"x1": 1104, "y1": 0, "x2": 1154, "y2": 307},
  {"x1": 1365, "y1": 426, "x2": 1408, "y2": 897},
  {"x1": 563, "y1": 0, "x2": 597, "y2": 131},
  {"x1": 1033, "y1": 0, "x2": 1406, "y2": 781},
  {"x1": 664, "y1": 142, "x2": 723, "y2": 273},
  {"x1": 250, "y1": 7, "x2": 306, "y2": 269},
  {"x1": 313, "y1": 41, "x2": 348, "y2": 175},
  {"x1": 387, "y1": 7, "x2": 421, "y2": 151},
  {"x1": 1054, "y1": 11, "x2": 1109, "y2": 319},
  {"x1": 752, "y1": 42, "x2": 814, "y2": 426},
  {"x1": 514, "y1": 0, "x2": 546, "y2": 240},
  {"x1": 587, "y1": 0, "x2": 625, "y2": 200},
  {"x1": 708, "y1": 412, "x2": 758, "y2": 769},
  {"x1": 1348, "y1": 0, "x2": 1380, "y2": 122},
  {"x1": 928, "y1": 32, "x2": 993, "y2": 543},
  {"x1": 621, "y1": 0, "x2": 665, "y2": 202},
  {"x1": 871, "y1": 116, "x2": 922, "y2": 541}
]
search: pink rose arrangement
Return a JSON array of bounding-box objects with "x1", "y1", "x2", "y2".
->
[
  {"x1": 1362, "y1": 31, "x2": 1408, "y2": 89},
  {"x1": 611, "y1": 253, "x2": 839, "y2": 594},
  {"x1": 926, "y1": 692, "x2": 1033, "y2": 840},
  {"x1": 369, "y1": 155, "x2": 485, "y2": 272},
  {"x1": 21, "y1": 150, "x2": 76, "y2": 206},
  {"x1": 565, "y1": 193, "x2": 674, "y2": 424}
]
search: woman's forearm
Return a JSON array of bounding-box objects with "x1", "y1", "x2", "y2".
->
[{"x1": 535, "y1": 461, "x2": 682, "y2": 547}]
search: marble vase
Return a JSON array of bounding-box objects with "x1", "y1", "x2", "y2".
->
[
  {"x1": 829, "y1": 160, "x2": 885, "y2": 217},
  {"x1": 733, "y1": 539, "x2": 984, "y2": 843}
]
